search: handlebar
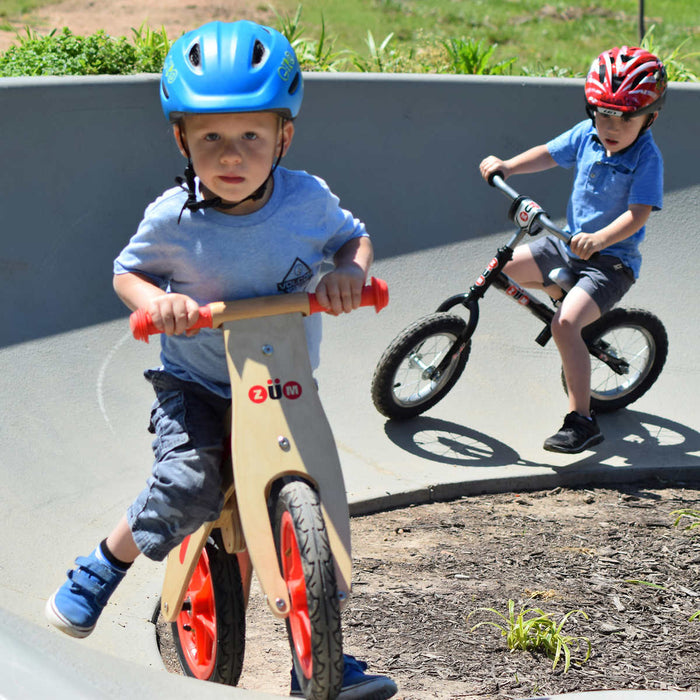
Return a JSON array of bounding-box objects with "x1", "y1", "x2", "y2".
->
[
  {"x1": 487, "y1": 171, "x2": 573, "y2": 246},
  {"x1": 130, "y1": 276, "x2": 389, "y2": 343}
]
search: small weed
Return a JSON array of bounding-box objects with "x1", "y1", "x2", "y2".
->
[
  {"x1": 468, "y1": 599, "x2": 591, "y2": 672},
  {"x1": 671, "y1": 508, "x2": 700, "y2": 531},
  {"x1": 352, "y1": 30, "x2": 396, "y2": 72},
  {"x1": 642, "y1": 25, "x2": 699, "y2": 82},
  {"x1": 624, "y1": 579, "x2": 668, "y2": 590},
  {"x1": 276, "y1": 5, "x2": 349, "y2": 71},
  {"x1": 442, "y1": 37, "x2": 515, "y2": 75}
]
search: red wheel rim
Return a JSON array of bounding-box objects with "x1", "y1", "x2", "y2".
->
[
  {"x1": 175, "y1": 549, "x2": 217, "y2": 679},
  {"x1": 280, "y1": 511, "x2": 313, "y2": 679}
]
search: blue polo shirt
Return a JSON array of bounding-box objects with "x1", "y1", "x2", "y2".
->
[{"x1": 546, "y1": 120, "x2": 663, "y2": 278}]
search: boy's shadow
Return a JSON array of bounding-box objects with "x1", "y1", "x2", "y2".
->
[{"x1": 382, "y1": 409, "x2": 700, "y2": 476}]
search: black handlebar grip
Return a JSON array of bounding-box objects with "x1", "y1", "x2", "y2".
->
[{"x1": 487, "y1": 170, "x2": 505, "y2": 186}]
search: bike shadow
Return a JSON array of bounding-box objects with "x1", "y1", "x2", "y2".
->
[
  {"x1": 382, "y1": 416, "x2": 522, "y2": 468},
  {"x1": 382, "y1": 410, "x2": 700, "y2": 478},
  {"x1": 562, "y1": 408, "x2": 700, "y2": 474}
]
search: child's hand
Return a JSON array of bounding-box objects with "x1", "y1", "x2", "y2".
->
[
  {"x1": 479, "y1": 155, "x2": 509, "y2": 181},
  {"x1": 314, "y1": 265, "x2": 367, "y2": 315},
  {"x1": 148, "y1": 293, "x2": 202, "y2": 336},
  {"x1": 570, "y1": 232, "x2": 603, "y2": 261}
]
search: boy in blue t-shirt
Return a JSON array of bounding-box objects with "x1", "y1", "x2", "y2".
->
[
  {"x1": 480, "y1": 46, "x2": 667, "y2": 453},
  {"x1": 46, "y1": 20, "x2": 397, "y2": 700}
]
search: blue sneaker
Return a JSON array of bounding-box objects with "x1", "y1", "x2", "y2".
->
[
  {"x1": 45, "y1": 548, "x2": 126, "y2": 638},
  {"x1": 291, "y1": 654, "x2": 397, "y2": 700}
]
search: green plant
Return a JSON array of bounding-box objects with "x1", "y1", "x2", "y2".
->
[
  {"x1": 671, "y1": 508, "x2": 700, "y2": 531},
  {"x1": 352, "y1": 30, "x2": 396, "y2": 72},
  {"x1": 642, "y1": 24, "x2": 699, "y2": 82},
  {"x1": 442, "y1": 37, "x2": 515, "y2": 76},
  {"x1": 624, "y1": 579, "x2": 668, "y2": 590},
  {"x1": 468, "y1": 600, "x2": 591, "y2": 672},
  {"x1": 0, "y1": 24, "x2": 170, "y2": 76},
  {"x1": 130, "y1": 23, "x2": 170, "y2": 74},
  {"x1": 0, "y1": 27, "x2": 135, "y2": 75}
]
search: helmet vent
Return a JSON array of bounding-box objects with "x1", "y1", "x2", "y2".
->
[
  {"x1": 289, "y1": 72, "x2": 301, "y2": 95},
  {"x1": 188, "y1": 43, "x2": 201, "y2": 68},
  {"x1": 252, "y1": 39, "x2": 266, "y2": 66}
]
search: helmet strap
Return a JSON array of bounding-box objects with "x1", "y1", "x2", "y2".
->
[{"x1": 175, "y1": 119, "x2": 287, "y2": 224}]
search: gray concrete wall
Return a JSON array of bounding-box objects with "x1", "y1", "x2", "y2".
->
[
  {"x1": 0, "y1": 73, "x2": 698, "y2": 696},
  {"x1": 1, "y1": 73, "x2": 697, "y2": 347}
]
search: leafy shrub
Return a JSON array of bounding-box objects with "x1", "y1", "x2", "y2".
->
[{"x1": 0, "y1": 24, "x2": 169, "y2": 76}]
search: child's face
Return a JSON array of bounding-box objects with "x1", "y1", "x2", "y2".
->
[
  {"x1": 593, "y1": 111, "x2": 652, "y2": 155},
  {"x1": 175, "y1": 111, "x2": 294, "y2": 214}
]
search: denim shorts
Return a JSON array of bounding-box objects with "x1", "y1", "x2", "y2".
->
[
  {"x1": 127, "y1": 369, "x2": 230, "y2": 561},
  {"x1": 529, "y1": 235, "x2": 635, "y2": 314}
]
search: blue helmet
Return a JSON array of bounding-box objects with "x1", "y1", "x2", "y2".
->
[{"x1": 160, "y1": 20, "x2": 303, "y2": 121}]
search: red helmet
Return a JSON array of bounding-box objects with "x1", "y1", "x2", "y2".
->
[{"x1": 585, "y1": 46, "x2": 667, "y2": 117}]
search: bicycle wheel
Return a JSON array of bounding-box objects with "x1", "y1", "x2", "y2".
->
[
  {"x1": 171, "y1": 530, "x2": 246, "y2": 685},
  {"x1": 562, "y1": 308, "x2": 668, "y2": 414},
  {"x1": 371, "y1": 313, "x2": 471, "y2": 420},
  {"x1": 273, "y1": 479, "x2": 343, "y2": 700}
]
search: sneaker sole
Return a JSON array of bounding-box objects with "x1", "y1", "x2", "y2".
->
[
  {"x1": 45, "y1": 593, "x2": 95, "y2": 639},
  {"x1": 339, "y1": 680, "x2": 398, "y2": 700},
  {"x1": 543, "y1": 433, "x2": 604, "y2": 454},
  {"x1": 292, "y1": 678, "x2": 398, "y2": 700}
]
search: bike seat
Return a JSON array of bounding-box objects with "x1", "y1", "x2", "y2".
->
[{"x1": 548, "y1": 267, "x2": 578, "y2": 292}]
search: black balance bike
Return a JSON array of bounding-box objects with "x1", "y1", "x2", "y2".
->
[{"x1": 371, "y1": 173, "x2": 668, "y2": 421}]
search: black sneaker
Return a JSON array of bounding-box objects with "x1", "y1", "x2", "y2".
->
[{"x1": 543, "y1": 411, "x2": 604, "y2": 454}]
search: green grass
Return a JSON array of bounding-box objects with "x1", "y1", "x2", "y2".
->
[
  {"x1": 0, "y1": 0, "x2": 60, "y2": 19},
  {"x1": 0, "y1": 0, "x2": 697, "y2": 77},
  {"x1": 270, "y1": 0, "x2": 699, "y2": 77}
]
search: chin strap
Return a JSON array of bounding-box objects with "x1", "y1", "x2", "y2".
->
[
  {"x1": 175, "y1": 160, "x2": 270, "y2": 223},
  {"x1": 175, "y1": 121, "x2": 287, "y2": 224}
]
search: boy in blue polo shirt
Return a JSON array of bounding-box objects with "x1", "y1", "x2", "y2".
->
[{"x1": 480, "y1": 46, "x2": 667, "y2": 453}]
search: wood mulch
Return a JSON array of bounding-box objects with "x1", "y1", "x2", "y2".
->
[{"x1": 158, "y1": 479, "x2": 700, "y2": 699}]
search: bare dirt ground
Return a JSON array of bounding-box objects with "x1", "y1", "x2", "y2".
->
[
  {"x1": 157, "y1": 480, "x2": 700, "y2": 699},
  {"x1": 0, "y1": 0, "x2": 276, "y2": 52}
]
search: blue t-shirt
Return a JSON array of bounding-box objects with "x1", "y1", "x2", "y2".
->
[
  {"x1": 546, "y1": 120, "x2": 663, "y2": 278},
  {"x1": 114, "y1": 166, "x2": 368, "y2": 398}
]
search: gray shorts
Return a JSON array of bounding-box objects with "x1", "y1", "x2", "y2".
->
[
  {"x1": 127, "y1": 369, "x2": 229, "y2": 561},
  {"x1": 529, "y1": 235, "x2": 635, "y2": 314}
]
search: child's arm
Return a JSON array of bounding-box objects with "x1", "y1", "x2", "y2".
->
[
  {"x1": 113, "y1": 272, "x2": 201, "y2": 336},
  {"x1": 570, "y1": 204, "x2": 653, "y2": 260},
  {"x1": 479, "y1": 145, "x2": 558, "y2": 181},
  {"x1": 314, "y1": 236, "x2": 374, "y2": 315}
]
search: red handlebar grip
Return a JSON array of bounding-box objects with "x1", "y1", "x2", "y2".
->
[
  {"x1": 307, "y1": 277, "x2": 389, "y2": 315},
  {"x1": 130, "y1": 306, "x2": 213, "y2": 343}
]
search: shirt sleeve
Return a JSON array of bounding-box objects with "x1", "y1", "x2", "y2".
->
[
  {"x1": 113, "y1": 193, "x2": 182, "y2": 288},
  {"x1": 310, "y1": 175, "x2": 368, "y2": 260},
  {"x1": 629, "y1": 140, "x2": 664, "y2": 211},
  {"x1": 546, "y1": 120, "x2": 591, "y2": 170}
]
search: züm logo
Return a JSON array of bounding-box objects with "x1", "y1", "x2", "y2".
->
[{"x1": 248, "y1": 378, "x2": 303, "y2": 403}]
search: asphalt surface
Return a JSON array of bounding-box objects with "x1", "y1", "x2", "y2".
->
[{"x1": 1, "y1": 187, "x2": 698, "y2": 698}]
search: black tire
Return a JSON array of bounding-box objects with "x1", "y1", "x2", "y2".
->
[
  {"x1": 371, "y1": 313, "x2": 471, "y2": 420},
  {"x1": 273, "y1": 480, "x2": 343, "y2": 700},
  {"x1": 561, "y1": 307, "x2": 668, "y2": 413},
  {"x1": 171, "y1": 530, "x2": 246, "y2": 685}
]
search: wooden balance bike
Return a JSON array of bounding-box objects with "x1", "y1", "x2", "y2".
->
[{"x1": 130, "y1": 277, "x2": 389, "y2": 699}]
